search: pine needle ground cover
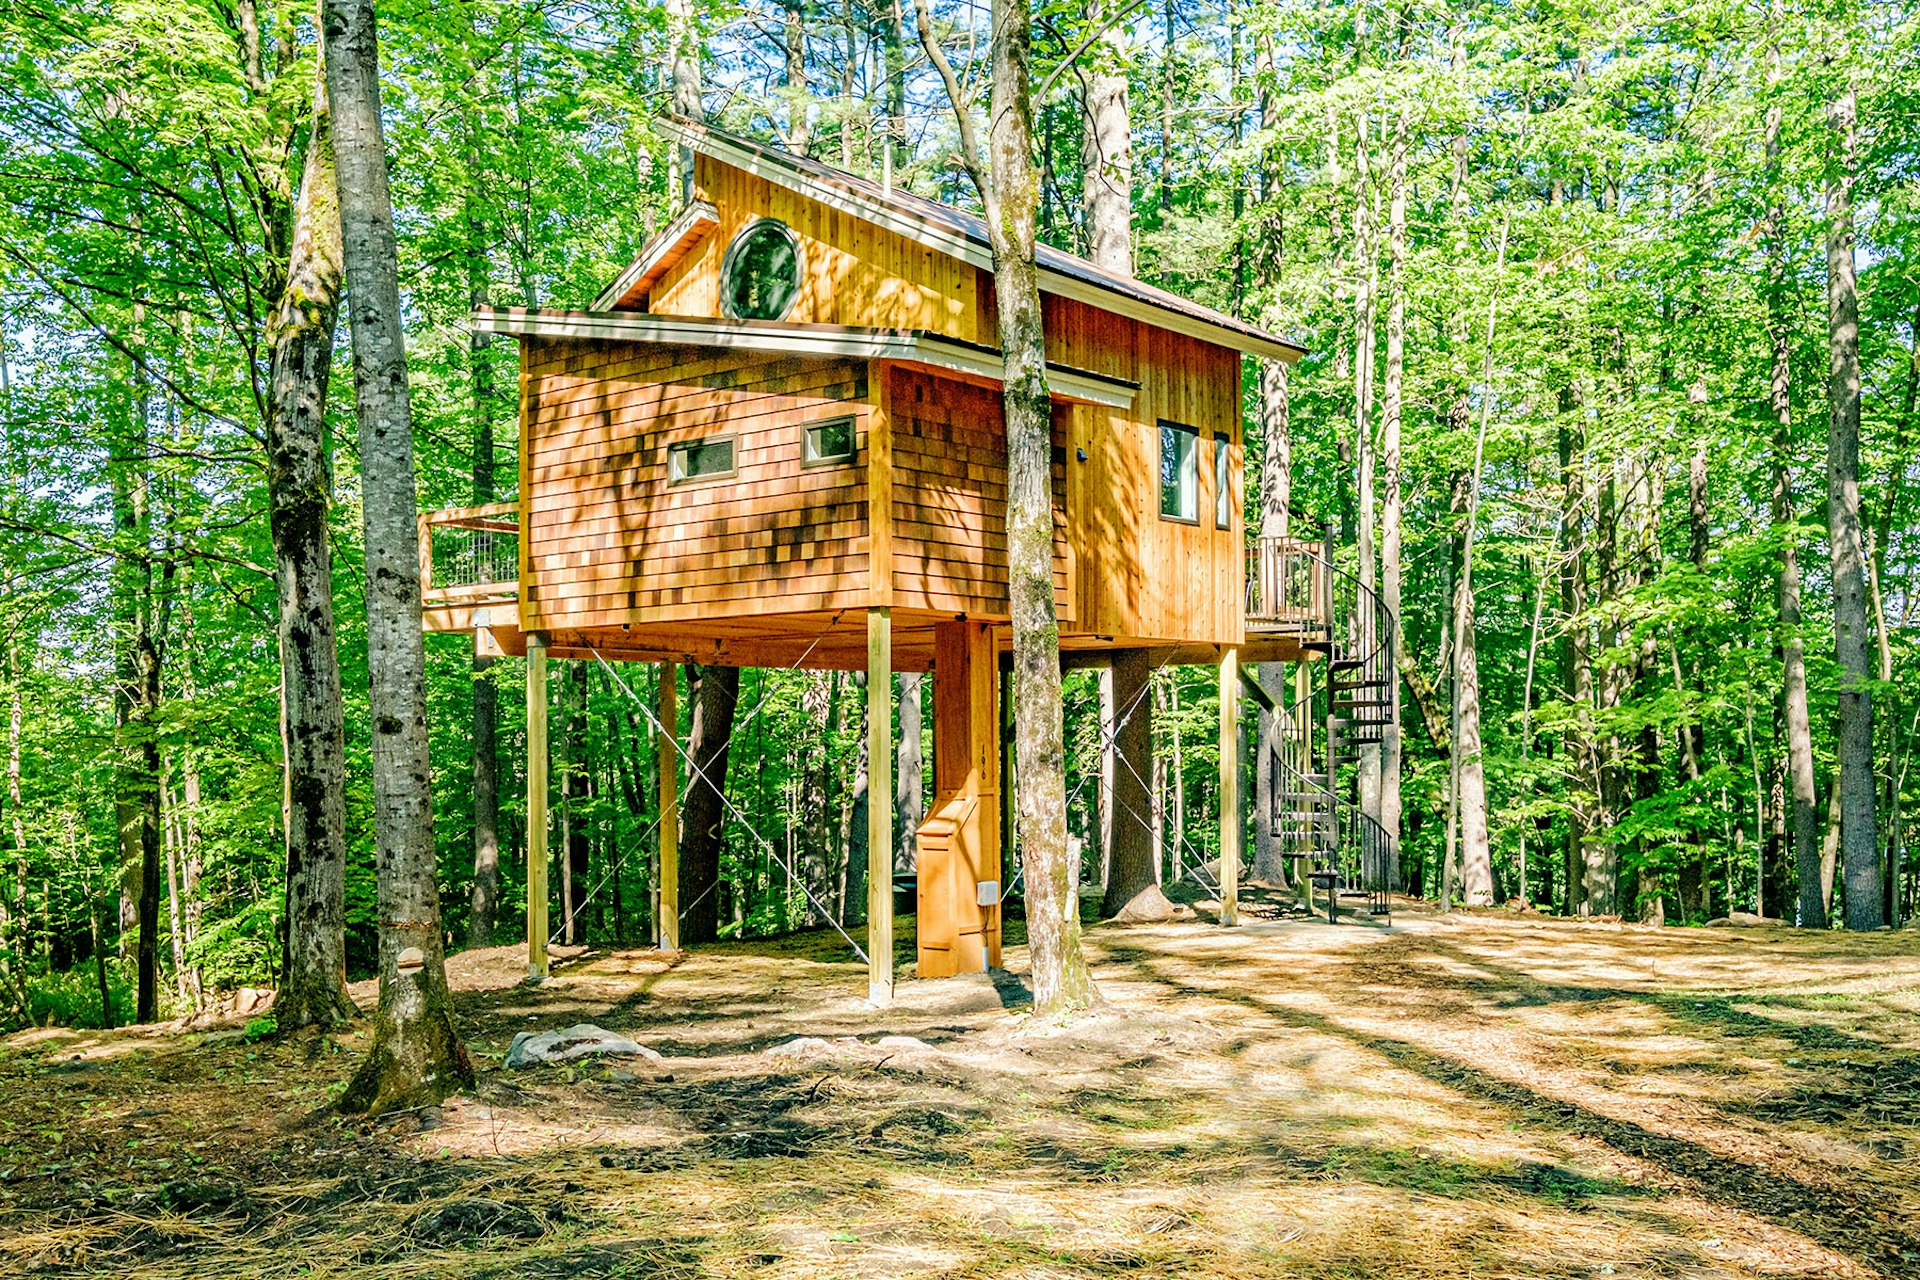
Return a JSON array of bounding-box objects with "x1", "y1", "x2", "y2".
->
[{"x1": 4, "y1": 910, "x2": 1919, "y2": 1279}]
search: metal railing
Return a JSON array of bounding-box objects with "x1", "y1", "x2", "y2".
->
[
  {"x1": 1245, "y1": 535, "x2": 1333, "y2": 634},
  {"x1": 419, "y1": 502, "x2": 519, "y2": 604},
  {"x1": 1270, "y1": 711, "x2": 1393, "y2": 920}
]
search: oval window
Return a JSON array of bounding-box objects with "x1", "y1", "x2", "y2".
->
[{"x1": 719, "y1": 218, "x2": 803, "y2": 321}]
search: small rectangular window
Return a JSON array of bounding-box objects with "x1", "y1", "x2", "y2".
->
[
  {"x1": 668, "y1": 435, "x2": 736, "y2": 485},
  {"x1": 1159, "y1": 421, "x2": 1199, "y2": 522},
  {"x1": 802, "y1": 416, "x2": 856, "y2": 467},
  {"x1": 1215, "y1": 433, "x2": 1232, "y2": 529}
]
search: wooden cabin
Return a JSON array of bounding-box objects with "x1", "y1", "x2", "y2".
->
[{"x1": 422, "y1": 117, "x2": 1337, "y2": 1000}]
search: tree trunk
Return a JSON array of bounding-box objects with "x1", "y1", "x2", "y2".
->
[
  {"x1": 1250, "y1": 359, "x2": 1291, "y2": 885},
  {"x1": 1761, "y1": 56, "x2": 1822, "y2": 928},
  {"x1": 1825, "y1": 80, "x2": 1881, "y2": 930},
  {"x1": 111, "y1": 348, "x2": 162, "y2": 1025},
  {"x1": 666, "y1": 0, "x2": 703, "y2": 203},
  {"x1": 561, "y1": 661, "x2": 591, "y2": 943},
  {"x1": 1378, "y1": 106, "x2": 1406, "y2": 856},
  {"x1": 1351, "y1": 110, "x2": 1380, "y2": 825},
  {"x1": 1101, "y1": 650, "x2": 1160, "y2": 914},
  {"x1": 1079, "y1": 6, "x2": 1131, "y2": 275},
  {"x1": 1558, "y1": 392, "x2": 1593, "y2": 916},
  {"x1": 802, "y1": 671, "x2": 836, "y2": 924},
  {"x1": 467, "y1": 90, "x2": 500, "y2": 948},
  {"x1": 269, "y1": 63, "x2": 357, "y2": 1032},
  {"x1": 895, "y1": 673, "x2": 922, "y2": 872},
  {"x1": 985, "y1": 0, "x2": 1093, "y2": 1014},
  {"x1": 324, "y1": 0, "x2": 473, "y2": 1114},
  {"x1": 782, "y1": 0, "x2": 810, "y2": 155},
  {"x1": 679, "y1": 664, "x2": 739, "y2": 945},
  {"x1": 841, "y1": 670, "x2": 870, "y2": 925}
]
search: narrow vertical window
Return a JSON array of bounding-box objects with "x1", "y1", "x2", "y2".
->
[
  {"x1": 1215, "y1": 433, "x2": 1232, "y2": 529},
  {"x1": 1159, "y1": 422, "x2": 1199, "y2": 522}
]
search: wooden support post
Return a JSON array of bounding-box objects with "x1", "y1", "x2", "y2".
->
[
  {"x1": 657, "y1": 660, "x2": 679, "y2": 951},
  {"x1": 867, "y1": 608, "x2": 894, "y2": 1003},
  {"x1": 1220, "y1": 647, "x2": 1241, "y2": 927},
  {"x1": 918, "y1": 619, "x2": 1001, "y2": 977},
  {"x1": 526, "y1": 632, "x2": 550, "y2": 979}
]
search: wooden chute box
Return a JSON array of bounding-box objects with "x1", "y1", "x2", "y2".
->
[
  {"x1": 916, "y1": 798, "x2": 990, "y2": 976},
  {"x1": 916, "y1": 618, "x2": 1002, "y2": 977}
]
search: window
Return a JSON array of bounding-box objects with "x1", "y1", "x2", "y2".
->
[
  {"x1": 668, "y1": 435, "x2": 736, "y2": 485},
  {"x1": 719, "y1": 218, "x2": 803, "y2": 321},
  {"x1": 1159, "y1": 421, "x2": 1199, "y2": 522},
  {"x1": 1215, "y1": 433, "x2": 1232, "y2": 529},
  {"x1": 803, "y1": 416, "x2": 857, "y2": 467}
]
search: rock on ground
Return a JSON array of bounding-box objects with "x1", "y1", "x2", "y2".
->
[{"x1": 504, "y1": 1023, "x2": 663, "y2": 1069}]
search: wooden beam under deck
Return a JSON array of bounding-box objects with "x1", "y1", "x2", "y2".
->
[{"x1": 428, "y1": 601, "x2": 1318, "y2": 675}]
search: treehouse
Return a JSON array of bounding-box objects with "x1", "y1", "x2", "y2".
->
[{"x1": 421, "y1": 117, "x2": 1392, "y2": 1000}]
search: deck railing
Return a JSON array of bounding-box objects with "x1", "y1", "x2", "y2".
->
[
  {"x1": 419, "y1": 502, "x2": 519, "y2": 605},
  {"x1": 1244, "y1": 535, "x2": 1333, "y2": 635}
]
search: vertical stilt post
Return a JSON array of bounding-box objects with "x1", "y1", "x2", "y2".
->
[
  {"x1": 657, "y1": 660, "x2": 679, "y2": 951},
  {"x1": 526, "y1": 632, "x2": 550, "y2": 979},
  {"x1": 1220, "y1": 647, "x2": 1241, "y2": 926},
  {"x1": 867, "y1": 607, "x2": 894, "y2": 1003}
]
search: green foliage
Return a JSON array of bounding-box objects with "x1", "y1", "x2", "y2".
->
[{"x1": 27, "y1": 965, "x2": 131, "y2": 1032}]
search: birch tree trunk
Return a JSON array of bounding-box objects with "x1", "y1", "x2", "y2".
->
[
  {"x1": 1825, "y1": 78, "x2": 1881, "y2": 930},
  {"x1": 268, "y1": 64, "x2": 357, "y2": 1032},
  {"x1": 1351, "y1": 111, "x2": 1380, "y2": 824},
  {"x1": 324, "y1": 0, "x2": 472, "y2": 1114}
]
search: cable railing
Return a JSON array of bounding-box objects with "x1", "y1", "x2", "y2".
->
[{"x1": 419, "y1": 502, "x2": 519, "y2": 605}]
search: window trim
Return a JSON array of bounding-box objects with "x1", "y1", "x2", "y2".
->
[
  {"x1": 800, "y1": 415, "x2": 859, "y2": 469},
  {"x1": 1158, "y1": 420, "x2": 1201, "y2": 525},
  {"x1": 718, "y1": 217, "x2": 805, "y2": 322},
  {"x1": 666, "y1": 433, "x2": 738, "y2": 486},
  {"x1": 1214, "y1": 431, "x2": 1233, "y2": 530}
]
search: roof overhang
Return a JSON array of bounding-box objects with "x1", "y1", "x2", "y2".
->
[
  {"x1": 591, "y1": 200, "x2": 719, "y2": 311},
  {"x1": 474, "y1": 306, "x2": 1142, "y2": 410},
  {"x1": 653, "y1": 117, "x2": 1307, "y2": 366}
]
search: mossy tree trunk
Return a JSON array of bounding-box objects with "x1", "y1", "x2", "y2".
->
[{"x1": 269, "y1": 60, "x2": 357, "y2": 1033}]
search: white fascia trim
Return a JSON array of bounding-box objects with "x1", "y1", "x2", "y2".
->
[
  {"x1": 473, "y1": 309, "x2": 1137, "y2": 409},
  {"x1": 589, "y1": 200, "x2": 720, "y2": 311}
]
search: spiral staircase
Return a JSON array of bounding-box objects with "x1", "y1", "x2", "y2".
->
[{"x1": 1243, "y1": 537, "x2": 1396, "y2": 921}]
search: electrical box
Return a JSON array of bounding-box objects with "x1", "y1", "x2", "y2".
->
[{"x1": 976, "y1": 880, "x2": 1000, "y2": 907}]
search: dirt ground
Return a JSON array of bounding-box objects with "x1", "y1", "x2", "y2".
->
[{"x1": 6, "y1": 901, "x2": 1920, "y2": 1279}]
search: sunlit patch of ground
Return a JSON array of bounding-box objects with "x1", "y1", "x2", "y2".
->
[{"x1": 5, "y1": 902, "x2": 1920, "y2": 1277}]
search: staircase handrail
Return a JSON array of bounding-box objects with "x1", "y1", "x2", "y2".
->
[
  {"x1": 1269, "y1": 737, "x2": 1395, "y2": 918},
  {"x1": 1299, "y1": 538, "x2": 1395, "y2": 692}
]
